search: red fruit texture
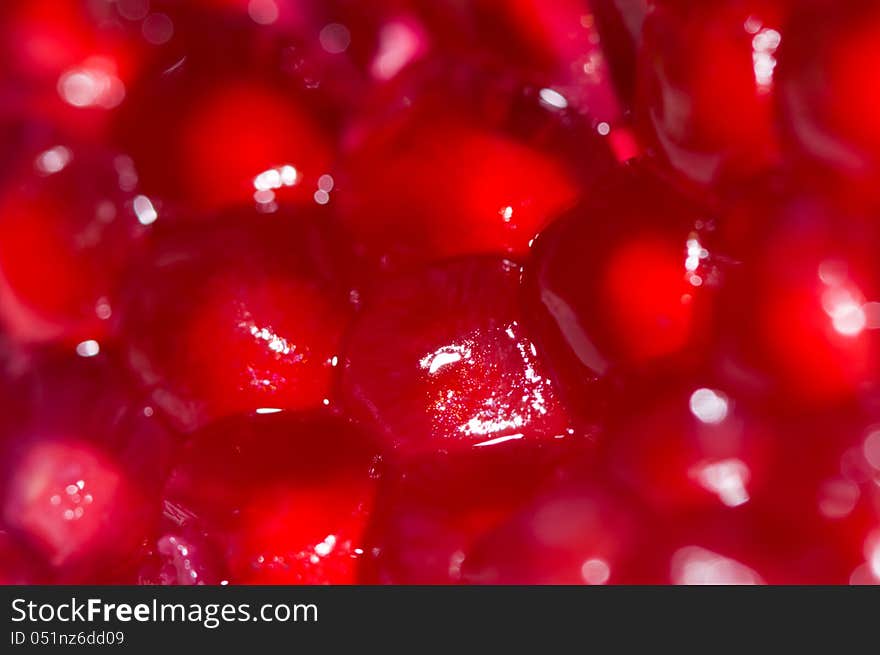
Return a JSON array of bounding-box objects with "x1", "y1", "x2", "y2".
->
[
  {"x1": 337, "y1": 66, "x2": 612, "y2": 270},
  {"x1": 0, "y1": 351, "x2": 171, "y2": 583},
  {"x1": 636, "y1": 0, "x2": 788, "y2": 192},
  {"x1": 600, "y1": 385, "x2": 774, "y2": 514},
  {"x1": 341, "y1": 258, "x2": 577, "y2": 454},
  {"x1": 0, "y1": 147, "x2": 151, "y2": 345},
  {"x1": 114, "y1": 17, "x2": 337, "y2": 215},
  {"x1": 163, "y1": 412, "x2": 380, "y2": 584},
  {"x1": 717, "y1": 194, "x2": 880, "y2": 405},
  {"x1": 522, "y1": 165, "x2": 719, "y2": 427},
  {"x1": 459, "y1": 478, "x2": 662, "y2": 584},
  {"x1": 360, "y1": 440, "x2": 589, "y2": 583},
  {"x1": 778, "y1": 0, "x2": 880, "y2": 199},
  {"x1": 119, "y1": 209, "x2": 352, "y2": 432}
]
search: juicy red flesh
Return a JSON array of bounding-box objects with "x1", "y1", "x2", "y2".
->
[
  {"x1": 459, "y1": 478, "x2": 660, "y2": 584},
  {"x1": 0, "y1": 530, "x2": 48, "y2": 585},
  {"x1": 341, "y1": 118, "x2": 578, "y2": 266},
  {"x1": 118, "y1": 78, "x2": 334, "y2": 214},
  {"x1": 717, "y1": 195, "x2": 880, "y2": 404},
  {"x1": 163, "y1": 412, "x2": 380, "y2": 584},
  {"x1": 0, "y1": 147, "x2": 149, "y2": 344},
  {"x1": 0, "y1": 352, "x2": 170, "y2": 582},
  {"x1": 112, "y1": 17, "x2": 338, "y2": 215},
  {"x1": 636, "y1": 0, "x2": 788, "y2": 191},
  {"x1": 600, "y1": 386, "x2": 775, "y2": 513},
  {"x1": 522, "y1": 166, "x2": 718, "y2": 428},
  {"x1": 779, "y1": 1, "x2": 880, "y2": 197},
  {"x1": 1, "y1": 0, "x2": 880, "y2": 586},
  {"x1": 360, "y1": 440, "x2": 592, "y2": 584},
  {"x1": 119, "y1": 210, "x2": 352, "y2": 432},
  {"x1": 341, "y1": 258, "x2": 576, "y2": 453},
  {"x1": 336, "y1": 68, "x2": 604, "y2": 270}
]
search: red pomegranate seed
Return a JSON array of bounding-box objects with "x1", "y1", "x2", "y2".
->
[
  {"x1": 119, "y1": 210, "x2": 352, "y2": 432},
  {"x1": 0, "y1": 351, "x2": 171, "y2": 582},
  {"x1": 0, "y1": 147, "x2": 150, "y2": 344},
  {"x1": 635, "y1": 0, "x2": 788, "y2": 190},
  {"x1": 341, "y1": 258, "x2": 576, "y2": 454},
  {"x1": 360, "y1": 440, "x2": 588, "y2": 583},
  {"x1": 336, "y1": 68, "x2": 602, "y2": 269},
  {"x1": 522, "y1": 166, "x2": 718, "y2": 426},
  {"x1": 459, "y1": 478, "x2": 661, "y2": 584},
  {"x1": 600, "y1": 386, "x2": 774, "y2": 513},
  {"x1": 114, "y1": 21, "x2": 337, "y2": 215},
  {"x1": 717, "y1": 195, "x2": 880, "y2": 403},
  {"x1": 779, "y1": 1, "x2": 880, "y2": 195},
  {"x1": 163, "y1": 412, "x2": 380, "y2": 584}
]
